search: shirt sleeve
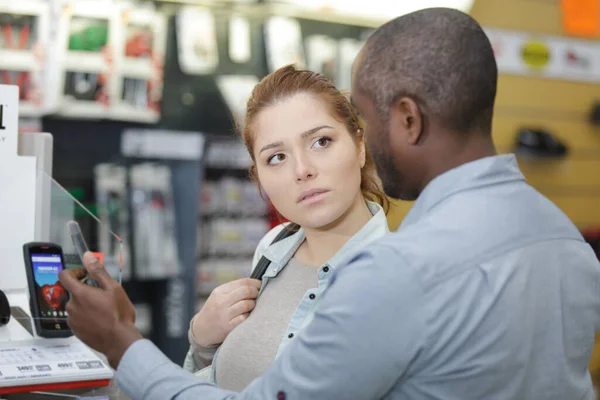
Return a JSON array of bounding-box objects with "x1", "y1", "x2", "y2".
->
[
  {"x1": 116, "y1": 339, "x2": 240, "y2": 400},
  {"x1": 182, "y1": 319, "x2": 218, "y2": 373},
  {"x1": 189, "y1": 320, "x2": 219, "y2": 363},
  {"x1": 117, "y1": 245, "x2": 427, "y2": 400}
]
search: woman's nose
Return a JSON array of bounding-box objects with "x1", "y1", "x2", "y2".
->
[{"x1": 294, "y1": 155, "x2": 317, "y2": 181}]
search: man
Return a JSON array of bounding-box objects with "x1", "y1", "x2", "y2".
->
[{"x1": 60, "y1": 7, "x2": 600, "y2": 400}]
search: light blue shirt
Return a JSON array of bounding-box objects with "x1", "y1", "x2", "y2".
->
[{"x1": 117, "y1": 154, "x2": 600, "y2": 400}]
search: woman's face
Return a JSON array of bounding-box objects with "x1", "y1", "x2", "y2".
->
[{"x1": 253, "y1": 92, "x2": 366, "y2": 229}]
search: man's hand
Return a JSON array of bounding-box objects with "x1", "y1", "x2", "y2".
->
[
  {"x1": 59, "y1": 252, "x2": 143, "y2": 370},
  {"x1": 191, "y1": 278, "x2": 261, "y2": 347}
]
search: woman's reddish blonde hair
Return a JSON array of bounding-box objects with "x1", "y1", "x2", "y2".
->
[{"x1": 241, "y1": 64, "x2": 389, "y2": 213}]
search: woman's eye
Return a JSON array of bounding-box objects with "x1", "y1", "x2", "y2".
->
[
  {"x1": 267, "y1": 153, "x2": 286, "y2": 165},
  {"x1": 313, "y1": 137, "x2": 332, "y2": 148}
]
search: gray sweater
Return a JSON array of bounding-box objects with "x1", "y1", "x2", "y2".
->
[{"x1": 188, "y1": 258, "x2": 318, "y2": 390}]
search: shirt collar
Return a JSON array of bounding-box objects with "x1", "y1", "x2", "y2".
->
[
  {"x1": 263, "y1": 201, "x2": 389, "y2": 269},
  {"x1": 328, "y1": 201, "x2": 390, "y2": 268},
  {"x1": 400, "y1": 154, "x2": 525, "y2": 229}
]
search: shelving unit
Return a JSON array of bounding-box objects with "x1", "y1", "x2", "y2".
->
[
  {"x1": 53, "y1": 0, "x2": 117, "y2": 119},
  {"x1": 195, "y1": 136, "x2": 271, "y2": 308},
  {"x1": 0, "y1": 0, "x2": 52, "y2": 117},
  {"x1": 112, "y1": 3, "x2": 167, "y2": 123},
  {"x1": 155, "y1": 0, "x2": 387, "y2": 28}
]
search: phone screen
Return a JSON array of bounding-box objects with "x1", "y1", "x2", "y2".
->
[{"x1": 30, "y1": 252, "x2": 70, "y2": 331}]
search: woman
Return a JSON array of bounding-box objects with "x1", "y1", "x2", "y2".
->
[{"x1": 183, "y1": 64, "x2": 390, "y2": 390}]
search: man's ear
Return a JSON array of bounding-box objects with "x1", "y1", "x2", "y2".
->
[{"x1": 391, "y1": 97, "x2": 423, "y2": 146}]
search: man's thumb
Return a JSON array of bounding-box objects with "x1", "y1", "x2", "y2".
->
[{"x1": 83, "y1": 252, "x2": 115, "y2": 289}]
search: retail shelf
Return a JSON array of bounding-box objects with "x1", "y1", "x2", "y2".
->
[{"x1": 154, "y1": 0, "x2": 386, "y2": 28}]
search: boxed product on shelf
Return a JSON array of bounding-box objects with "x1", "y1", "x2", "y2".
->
[
  {"x1": 197, "y1": 257, "x2": 254, "y2": 296},
  {"x1": 208, "y1": 218, "x2": 241, "y2": 256},
  {"x1": 68, "y1": 16, "x2": 109, "y2": 53},
  {"x1": 112, "y1": 2, "x2": 166, "y2": 123},
  {"x1": 0, "y1": 69, "x2": 33, "y2": 100},
  {"x1": 199, "y1": 180, "x2": 219, "y2": 216},
  {"x1": 114, "y1": 76, "x2": 159, "y2": 121},
  {"x1": 201, "y1": 217, "x2": 269, "y2": 258},
  {"x1": 0, "y1": 0, "x2": 51, "y2": 116},
  {"x1": 176, "y1": 6, "x2": 218, "y2": 75},
  {"x1": 54, "y1": 0, "x2": 119, "y2": 118},
  {"x1": 130, "y1": 162, "x2": 180, "y2": 280},
  {"x1": 215, "y1": 75, "x2": 259, "y2": 129},
  {"x1": 63, "y1": 70, "x2": 107, "y2": 102},
  {"x1": 119, "y1": 4, "x2": 167, "y2": 74},
  {"x1": 228, "y1": 14, "x2": 251, "y2": 64},
  {"x1": 264, "y1": 16, "x2": 305, "y2": 72},
  {"x1": 0, "y1": 13, "x2": 37, "y2": 54},
  {"x1": 94, "y1": 163, "x2": 131, "y2": 281},
  {"x1": 242, "y1": 180, "x2": 269, "y2": 216},
  {"x1": 200, "y1": 177, "x2": 268, "y2": 217},
  {"x1": 305, "y1": 34, "x2": 338, "y2": 83},
  {"x1": 336, "y1": 38, "x2": 363, "y2": 90},
  {"x1": 221, "y1": 177, "x2": 243, "y2": 215},
  {"x1": 204, "y1": 139, "x2": 252, "y2": 169}
]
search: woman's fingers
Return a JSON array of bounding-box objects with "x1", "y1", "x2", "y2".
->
[
  {"x1": 229, "y1": 313, "x2": 250, "y2": 328},
  {"x1": 228, "y1": 299, "x2": 256, "y2": 319}
]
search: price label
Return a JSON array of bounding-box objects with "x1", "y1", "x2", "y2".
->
[{"x1": 0, "y1": 342, "x2": 112, "y2": 386}]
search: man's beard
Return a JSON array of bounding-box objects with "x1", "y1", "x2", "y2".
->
[
  {"x1": 368, "y1": 128, "x2": 419, "y2": 201},
  {"x1": 372, "y1": 148, "x2": 405, "y2": 200}
]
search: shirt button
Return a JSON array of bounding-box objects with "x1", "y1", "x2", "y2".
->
[
  {"x1": 323, "y1": 266, "x2": 330, "y2": 273},
  {"x1": 309, "y1": 293, "x2": 316, "y2": 300},
  {"x1": 277, "y1": 391, "x2": 286, "y2": 400},
  {"x1": 288, "y1": 333, "x2": 294, "y2": 339}
]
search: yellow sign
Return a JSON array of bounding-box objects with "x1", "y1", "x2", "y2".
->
[{"x1": 521, "y1": 41, "x2": 551, "y2": 68}]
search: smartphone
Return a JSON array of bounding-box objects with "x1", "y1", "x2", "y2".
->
[
  {"x1": 67, "y1": 220, "x2": 99, "y2": 288},
  {"x1": 22, "y1": 242, "x2": 73, "y2": 338}
]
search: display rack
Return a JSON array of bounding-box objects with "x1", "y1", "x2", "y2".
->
[
  {"x1": 111, "y1": 2, "x2": 167, "y2": 123},
  {"x1": 155, "y1": 0, "x2": 387, "y2": 28},
  {"x1": 52, "y1": 0, "x2": 167, "y2": 123},
  {"x1": 0, "y1": 0, "x2": 52, "y2": 117},
  {"x1": 53, "y1": 0, "x2": 118, "y2": 119},
  {"x1": 195, "y1": 136, "x2": 271, "y2": 309},
  {"x1": 110, "y1": 128, "x2": 204, "y2": 364}
]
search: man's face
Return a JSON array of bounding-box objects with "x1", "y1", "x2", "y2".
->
[
  {"x1": 352, "y1": 91, "x2": 413, "y2": 199},
  {"x1": 351, "y1": 70, "x2": 409, "y2": 200}
]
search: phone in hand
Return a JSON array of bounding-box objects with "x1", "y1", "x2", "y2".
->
[
  {"x1": 22, "y1": 242, "x2": 73, "y2": 338},
  {"x1": 67, "y1": 220, "x2": 99, "y2": 288}
]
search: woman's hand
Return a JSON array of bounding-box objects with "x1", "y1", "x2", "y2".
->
[{"x1": 191, "y1": 278, "x2": 262, "y2": 348}]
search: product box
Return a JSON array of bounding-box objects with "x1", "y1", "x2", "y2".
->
[
  {"x1": 0, "y1": 0, "x2": 51, "y2": 116},
  {"x1": 111, "y1": 2, "x2": 166, "y2": 123},
  {"x1": 176, "y1": 6, "x2": 218, "y2": 75},
  {"x1": 54, "y1": 0, "x2": 119, "y2": 119}
]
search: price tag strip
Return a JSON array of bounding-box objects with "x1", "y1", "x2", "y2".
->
[{"x1": 0, "y1": 341, "x2": 113, "y2": 394}]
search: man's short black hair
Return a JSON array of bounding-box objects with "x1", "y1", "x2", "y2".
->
[{"x1": 356, "y1": 7, "x2": 498, "y2": 134}]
